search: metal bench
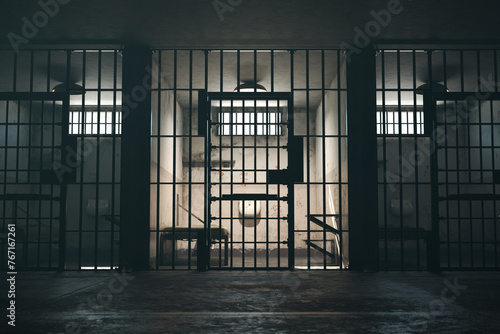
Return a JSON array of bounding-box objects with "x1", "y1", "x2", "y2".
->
[{"x1": 160, "y1": 227, "x2": 230, "y2": 266}]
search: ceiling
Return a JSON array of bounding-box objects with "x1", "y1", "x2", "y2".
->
[
  {"x1": 1, "y1": 0, "x2": 499, "y2": 49},
  {"x1": 1, "y1": 0, "x2": 498, "y2": 110}
]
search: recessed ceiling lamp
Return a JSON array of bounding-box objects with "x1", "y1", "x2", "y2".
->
[
  {"x1": 234, "y1": 83, "x2": 267, "y2": 92},
  {"x1": 416, "y1": 83, "x2": 449, "y2": 95},
  {"x1": 51, "y1": 83, "x2": 86, "y2": 95}
]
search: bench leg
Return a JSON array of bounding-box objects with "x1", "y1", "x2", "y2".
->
[
  {"x1": 197, "y1": 231, "x2": 209, "y2": 271},
  {"x1": 224, "y1": 237, "x2": 229, "y2": 266}
]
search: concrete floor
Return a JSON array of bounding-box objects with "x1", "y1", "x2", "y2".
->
[{"x1": 9, "y1": 270, "x2": 500, "y2": 333}]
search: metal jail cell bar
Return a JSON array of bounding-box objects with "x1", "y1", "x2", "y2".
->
[
  {"x1": 149, "y1": 49, "x2": 348, "y2": 270},
  {"x1": 0, "y1": 49, "x2": 122, "y2": 271},
  {"x1": 376, "y1": 48, "x2": 500, "y2": 271},
  {"x1": 0, "y1": 94, "x2": 68, "y2": 270}
]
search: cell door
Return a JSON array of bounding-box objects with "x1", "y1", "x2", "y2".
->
[
  {"x1": 0, "y1": 93, "x2": 70, "y2": 270},
  {"x1": 206, "y1": 93, "x2": 297, "y2": 269},
  {"x1": 431, "y1": 93, "x2": 500, "y2": 270}
]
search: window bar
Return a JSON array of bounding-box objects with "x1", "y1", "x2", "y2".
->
[
  {"x1": 155, "y1": 51, "x2": 162, "y2": 270},
  {"x1": 172, "y1": 50, "x2": 178, "y2": 269},
  {"x1": 188, "y1": 50, "x2": 193, "y2": 269}
]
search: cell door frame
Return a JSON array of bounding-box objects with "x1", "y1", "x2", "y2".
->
[
  {"x1": 0, "y1": 92, "x2": 70, "y2": 271},
  {"x1": 428, "y1": 91, "x2": 500, "y2": 271},
  {"x1": 202, "y1": 91, "x2": 298, "y2": 270}
]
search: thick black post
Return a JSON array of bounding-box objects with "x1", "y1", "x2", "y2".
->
[
  {"x1": 120, "y1": 45, "x2": 152, "y2": 270},
  {"x1": 347, "y1": 47, "x2": 379, "y2": 271},
  {"x1": 426, "y1": 91, "x2": 441, "y2": 272}
]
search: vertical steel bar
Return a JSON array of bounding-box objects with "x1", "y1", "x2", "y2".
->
[
  {"x1": 467, "y1": 53, "x2": 474, "y2": 268},
  {"x1": 2, "y1": 98, "x2": 10, "y2": 267},
  {"x1": 288, "y1": 50, "x2": 295, "y2": 270},
  {"x1": 305, "y1": 50, "x2": 311, "y2": 269},
  {"x1": 219, "y1": 53, "x2": 224, "y2": 268},
  {"x1": 396, "y1": 50, "x2": 404, "y2": 270},
  {"x1": 94, "y1": 50, "x2": 102, "y2": 269},
  {"x1": 412, "y1": 50, "x2": 422, "y2": 269},
  {"x1": 37, "y1": 91, "x2": 45, "y2": 268},
  {"x1": 110, "y1": 50, "x2": 118, "y2": 269},
  {"x1": 230, "y1": 98, "x2": 234, "y2": 268},
  {"x1": 26, "y1": 50, "x2": 35, "y2": 267},
  {"x1": 321, "y1": 51, "x2": 327, "y2": 269},
  {"x1": 204, "y1": 50, "x2": 211, "y2": 271},
  {"x1": 172, "y1": 50, "x2": 178, "y2": 269},
  {"x1": 188, "y1": 49, "x2": 193, "y2": 269},
  {"x1": 443, "y1": 50, "x2": 451, "y2": 268},
  {"x1": 381, "y1": 50, "x2": 388, "y2": 269},
  {"x1": 155, "y1": 51, "x2": 162, "y2": 269},
  {"x1": 77, "y1": 50, "x2": 86, "y2": 270},
  {"x1": 477, "y1": 51, "x2": 486, "y2": 268},
  {"x1": 58, "y1": 93, "x2": 70, "y2": 271},
  {"x1": 493, "y1": 50, "x2": 498, "y2": 268},
  {"x1": 265, "y1": 99, "x2": 270, "y2": 268},
  {"x1": 49, "y1": 99, "x2": 56, "y2": 268},
  {"x1": 253, "y1": 50, "x2": 258, "y2": 268},
  {"x1": 219, "y1": 50, "x2": 224, "y2": 268},
  {"x1": 458, "y1": 50, "x2": 465, "y2": 268},
  {"x1": 337, "y1": 50, "x2": 344, "y2": 269}
]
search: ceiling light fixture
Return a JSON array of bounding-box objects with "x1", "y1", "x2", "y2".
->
[
  {"x1": 234, "y1": 83, "x2": 267, "y2": 93},
  {"x1": 416, "y1": 83, "x2": 449, "y2": 95},
  {"x1": 51, "y1": 83, "x2": 86, "y2": 95}
]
